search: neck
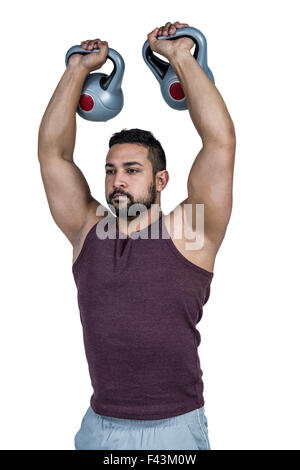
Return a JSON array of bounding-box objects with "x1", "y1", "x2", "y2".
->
[{"x1": 117, "y1": 205, "x2": 163, "y2": 235}]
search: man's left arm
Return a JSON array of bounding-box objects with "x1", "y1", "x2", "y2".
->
[{"x1": 170, "y1": 50, "x2": 236, "y2": 248}]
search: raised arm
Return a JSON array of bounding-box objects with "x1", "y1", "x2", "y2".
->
[
  {"x1": 148, "y1": 22, "x2": 236, "y2": 251},
  {"x1": 172, "y1": 51, "x2": 235, "y2": 248},
  {"x1": 38, "y1": 39, "x2": 108, "y2": 246}
]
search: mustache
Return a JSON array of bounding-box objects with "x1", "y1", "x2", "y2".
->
[{"x1": 111, "y1": 191, "x2": 130, "y2": 199}]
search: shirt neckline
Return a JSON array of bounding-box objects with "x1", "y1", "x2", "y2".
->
[{"x1": 116, "y1": 213, "x2": 163, "y2": 238}]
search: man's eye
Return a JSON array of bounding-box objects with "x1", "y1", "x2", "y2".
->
[{"x1": 106, "y1": 169, "x2": 139, "y2": 175}]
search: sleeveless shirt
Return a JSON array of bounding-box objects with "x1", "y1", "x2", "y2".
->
[{"x1": 72, "y1": 213, "x2": 214, "y2": 420}]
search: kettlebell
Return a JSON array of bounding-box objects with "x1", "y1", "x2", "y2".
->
[
  {"x1": 65, "y1": 45, "x2": 125, "y2": 122},
  {"x1": 142, "y1": 26, "x2": 215, "y2": 111}
]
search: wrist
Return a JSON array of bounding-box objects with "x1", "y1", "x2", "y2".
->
[
  {"x1": 169, "y1": 49, "x2": 193, "y2": 65},
  {"x1": 67, "y1": 62, "x2": 90, "y2": 77}
]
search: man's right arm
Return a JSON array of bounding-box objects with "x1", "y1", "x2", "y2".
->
[{"x1": 38, "y1": 62, "x2": 100, "y2": 247}]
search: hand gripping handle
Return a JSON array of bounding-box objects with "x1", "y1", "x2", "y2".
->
[
  {"x1": 142, "y1": 26, "x2": 214, "y2": 83},
  {"x1": 65, "y1": 45, "x2": 125, "y2": 90}
]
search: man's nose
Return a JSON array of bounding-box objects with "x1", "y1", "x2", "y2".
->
[
  {"x1": 113, "y1": 183, "x2": 126, "y2": 191},
  {"x1": 113, "y1": 177, "x2": 127, "y2": 189}
]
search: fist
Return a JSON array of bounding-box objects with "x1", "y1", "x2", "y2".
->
[
  {"x1": 147, "y1": 21, "x2": 194, "y2": 61},
  {"x1": 68, "y1": 38, "x2": 109, "y2": 72}
]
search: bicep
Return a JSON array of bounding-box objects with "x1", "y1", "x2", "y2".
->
[
  {"x1": 187, "y1": 142, "x2": 235, "y2": 247},
  {"x1": 39, "y1": 155, "x2": 100, "y2": 245}
]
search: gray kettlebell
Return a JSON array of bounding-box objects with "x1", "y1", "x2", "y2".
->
[
  {"x1": 142, "y1": 26, "x2": 215, "y2": 110},
  {"x1": 65, "y1": 45, "x2": 125, "y2": 122}
]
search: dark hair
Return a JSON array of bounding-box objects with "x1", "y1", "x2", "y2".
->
[{"x1": 108, "y1": 128, "x2": 166, "y2": 176}]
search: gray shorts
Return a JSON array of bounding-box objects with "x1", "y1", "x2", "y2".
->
[{"x1": 75, "y1": 405, "x2": 211, "y2": 450}]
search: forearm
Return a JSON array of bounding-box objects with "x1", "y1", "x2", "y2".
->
[
  {"x1": 38, "y1": 64, "x2": 89, "y2": 161},
  {"x1": 170, "y1": 51, "x2": 235, "y2": 145}
]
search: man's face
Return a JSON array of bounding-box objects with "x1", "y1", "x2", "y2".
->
[{"x1": 105, "y1": 143, "x2": 158, "y2": 218}]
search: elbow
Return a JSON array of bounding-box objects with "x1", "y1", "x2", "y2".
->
[
  {"x1": 227, "y1": 125, "x2": 236, "y2": 147},
  {"x1": 219, "y1": 127, "x2": 236, "y2": 149},
  {"x1": 225, "y1": 122, "x2": 236, "y2": 146},
  {"x1": 203, "y1": 128, "x2": 236, "y2": 151}
]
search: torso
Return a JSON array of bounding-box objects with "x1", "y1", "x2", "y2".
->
[{"x1": 72, "y1": 209, "x2": 217, "y2": 273}]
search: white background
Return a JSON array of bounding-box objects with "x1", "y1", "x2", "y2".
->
[{"x1": 0, "y1": 0, "x2": 299, "y2": 450}]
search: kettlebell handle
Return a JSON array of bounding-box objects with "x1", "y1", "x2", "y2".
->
[
  {"x1": 142, "y1": 26, "x2": 208, "y2": 81},
  {"x1": 65, "y1": 46, "x2": 124, "y2": 91}
]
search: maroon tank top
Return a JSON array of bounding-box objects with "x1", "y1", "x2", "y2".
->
[{"x1": 72, "y1": 212, "x2": 214, "y2": 420}]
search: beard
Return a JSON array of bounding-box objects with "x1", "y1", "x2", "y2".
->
[{"x1": 107, "y1": 180, "x2": 157, "y2": 219}]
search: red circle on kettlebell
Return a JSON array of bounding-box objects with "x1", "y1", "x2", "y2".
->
[
  {"x1": 169, "y1": 82, "x2": 185, "y2": 100},
  {"x1": 79, "y1": 94, "x2": 94, "y2": 111}
]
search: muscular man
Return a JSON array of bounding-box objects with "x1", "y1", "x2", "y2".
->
[{"x1": 38, "y1": 21, "x2": 235, "y2": 450}]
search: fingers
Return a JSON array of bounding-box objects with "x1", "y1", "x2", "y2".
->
[
  {"x1": 161, "y1": 21, "x2": 172, "y2": 36},
  {"x1": 156, "y1": 21, "x2": 189, "y2": 37},
  {"x1": 174, "y1": 21, "x2": 189, "y2": 28},
  {"x1": 81, "y1": 39, "x2": 98, "y2": 50},
  {"x1": 147, "y1": 27, "x2": 159, "y2": 45},
  {"x1": 81, "y1": 39, "x2": 108, "y2": 50},
  {"x1": 98, "y1": 41, "x2": 108, "y2": 59}
]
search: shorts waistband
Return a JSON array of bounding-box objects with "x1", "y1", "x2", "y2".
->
[{"x1": 91, "y1": 406, "x2": 205, "y2": 428}]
